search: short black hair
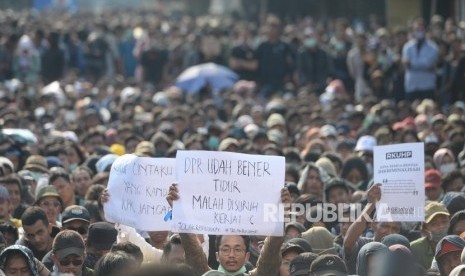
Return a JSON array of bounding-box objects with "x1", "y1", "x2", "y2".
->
[
  {"x1": 49, "y1": 167, "x2": 71, "y2": 184},
  {"x1": 111, "y1": 242, "x2": 143, "y2": 264},
  {"x1": 95, "y1": 251, "x2": 136, "y2": 276},
  {"x1": 215, "y1": 235, "x2": 250, "y2": 253},
  {"x1": 21, "y1": 207, "x2": 48, "y2": 227},
  {"x1": 442, "y1": 170, "x2": 464, "y2": 191}
]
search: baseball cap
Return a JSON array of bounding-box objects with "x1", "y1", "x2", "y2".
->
[
  {"x1": 290, "y1": 253, "x2": 318, "y2": 276},
  {"x1": 52, "y1": 230, "x2": 85, "y2": 261},
  {"x1": 354, "y1": 135, "x2": 376, "y2": 152},
  {"x1": 425, "y1": 202, "x2": 450, "y2": 223},
  {"x1": 309, "y1": 254, "x2": 348, "y2": 276},
  {"x1": 425, "y1": 170, "x2": 441, "y2": 189},
  {"x1": 281, "y1": 242, "x2": 305, "y2": 256},
  {"x1": 285, "y1": 222, "x2": 306, "y2": 234},
  {"x1": 61, "y1": 205, "x2": 90, "y2": 224},
  {"x1": 435, "y1": 235, "x2": 465, "y2": 260},
  {"x1": 87, "y1": 222, "x2": 117, "y2": 250},
  {"x1": 287, "y1": 238, "x2": 313, "y2": 253},
  {"x1": 96, "y1": 154, "x2": 118, "y2": 173}
]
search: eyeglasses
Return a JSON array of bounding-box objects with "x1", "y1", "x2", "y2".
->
[
  {"x1": 64, "y1": 226, "x2": 88, "y2": 235},
  {"x1": 39, "y1": 200, "x2": 61, "y2": 208},
  {"x1": 59, "y1": 259, "x2": 83, "y2": 267},
  {"x1": 219, "y1": 247, "x2": 246, "y2": 255}
]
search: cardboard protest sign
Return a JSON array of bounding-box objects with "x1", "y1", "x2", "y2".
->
[
  {"x1": 373, "y1": 142, "x2": 425, "y2": 221},
  {"x1": 104, "y1": 154, "x2": 175, "y2": 231},
  {"x1": 173, "y1": 150, "x2": 285, "y2": 236}
]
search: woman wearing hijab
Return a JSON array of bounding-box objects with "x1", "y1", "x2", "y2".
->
[
  {"x1": 297, "y1": 163, "x2": 324, "y2": 201},
  {"x1": 433, "y1": 148, "x2": 458, "y2": 176},
  {"x1": 356, "y1": 242, "x2": 388, "y2": 276}
]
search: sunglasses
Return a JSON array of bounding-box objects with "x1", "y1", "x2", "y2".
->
[
  {"x1": 59, "y1": 259, "x2": 83, "y2": 267},
  {"x1": 65, "y1": 226, "x2": 88, "y2": 235}
]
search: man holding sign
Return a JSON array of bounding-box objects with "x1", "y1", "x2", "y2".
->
[{"x1": 166, "y1": 184, "x2": 291, "y2": 276}]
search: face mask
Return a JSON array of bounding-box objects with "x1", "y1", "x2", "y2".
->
[
  {"x1": 305, "y1": 38, "x2": 317, "y2": 48},
  {"x1": 440, "y1": 163, "x2": 456, "y2": 175},
  {"x1": 208, "y1": 136, "x2": 220, "y2": 150},
  {"x1": 415, "y1": 31, "x2": 425, "y2": 40},
  {"x1": 31, "y1": 172, "x2": 42, "y2": 183},
  {"x1": 68, "y1": 163, "x2": 78, "y2": 173},
  {"x1": 427, "y1": 225, "x2": 449, "y2": 242}
]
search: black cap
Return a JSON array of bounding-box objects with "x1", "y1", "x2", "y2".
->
[
  {"x1": 309, "y1": 254, "x2": 348, "y2": 276},
  {"x1": 87, "y1": 222, "x2": 117, "y2": 250},
  {"x1": 287, "y1": 238, "x2": 313, "y2": 253},
  {"x1": 285, "y1": 222, "x2": 306, "y2": 234},
  {"x1": 290, "y1": 253, "x2": 318, "y2": 276},
  {"x1": 61, "y1": 205, "x2": 90, "y2": 224},
  {"x1": 281, "y1": 242, "x2": 304, "y2": 256}
]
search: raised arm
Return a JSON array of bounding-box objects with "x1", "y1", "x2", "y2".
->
[
  {"x1": 167, "y1": 184, "x2": 211, "y2": 275},
  {"x1": 251, "y1": 188, "x2": 290, "y2": 276},
  {"x1": 343, "y1": 183, "x2": 381, "y2": 256}
]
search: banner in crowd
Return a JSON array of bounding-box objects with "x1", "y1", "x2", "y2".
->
[
  {"x1": 373, "y1": 142, "x2": 425, "y2": 222},
  {"x1": 104, "y1": 154, "x2": 175, "y2": 231},
  {"x1": 173, "y1": 150, "x2": 285, "y2": 236}
]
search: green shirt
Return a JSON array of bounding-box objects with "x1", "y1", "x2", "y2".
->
[{"x1": 411, "y1": 236, "x2": 435, "y2": 269}]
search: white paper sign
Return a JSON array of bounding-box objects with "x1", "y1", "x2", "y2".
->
[
  {"x1": 373, "y1": 142, "x2": 425, "y2": 221},
  {"x1": 104, "y1": 154, "x2": 175, "y2": 231},
  {"x1": 173, "y1": 150, "x2": 285, "y2": 236}
]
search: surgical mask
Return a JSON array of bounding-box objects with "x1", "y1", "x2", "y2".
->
[
  {"x1": 68, "y1": 163, "x2": 78, "y2": 173},
  {"x1": 440, "y1": 163, "x2": 456, "y2": 175},
  {"x1": 207, "y1": 136, "x2": 220, "y2": 150},
  {"x1": 31, "y1": 172, "x2": 42, "y2": 183},
  {"x1": 327, "y1": 139, "x2": 338, "y2": 151},
  {"x1": 427, "y1": 225, "x2": 449, "y2": 242},
  {"x1": 305, "y1": 38, "x2": 317, "y2": 48}
]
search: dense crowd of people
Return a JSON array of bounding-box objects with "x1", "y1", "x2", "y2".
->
[{"x1": 0, "y1": 5, "x2": 465, "y2": 276}]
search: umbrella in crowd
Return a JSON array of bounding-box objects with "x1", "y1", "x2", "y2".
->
[{"x1": 175, "y1": 63, "x2": 239, "y2": 94}]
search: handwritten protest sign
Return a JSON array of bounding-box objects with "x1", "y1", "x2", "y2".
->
[
  {"x1": 374, "y1": 142, "x2": 425, "y2": 221},
  {"x1": 173, "y1": 150, "x2": 285, "y2": 236},
  {"x1": 104, "y1": 154, "x2": 175, "y2": 231}
]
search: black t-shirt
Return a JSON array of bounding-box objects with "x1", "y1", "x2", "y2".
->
[
  {"x1": 230, "y1": 44, "x2": 257, "y2": 81},
  {"x1": 256, "y1": 40, "x2": 294, "y2": 86},
  {"x1": 140, "y1": 48, "x2": 169, "y2": 86}
]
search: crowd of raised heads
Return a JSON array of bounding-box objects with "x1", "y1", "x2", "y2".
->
[{"x1": 0, "y1": 6, "x2": 465, "y2": 276}]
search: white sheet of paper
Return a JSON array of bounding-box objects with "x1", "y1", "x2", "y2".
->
[
  {"x1": 104, "y1": 155, "x2": 175, "y2": 231},
  {"x1": 374, "y1": 142, "x2": 425, "y2": 221},
  {"x1": 173, "y1": 150, "x2": 285, "y2": 236}
]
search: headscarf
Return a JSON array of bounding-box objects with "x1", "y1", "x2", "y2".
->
[
  {"x1": 433, "y1": 148, "x2": 455, "y2": 168},
  {"x1": 448, "y1": 210, "x2": 465, "y2": 235},
  {"x1": 301, "y1": 226, "x2": 336, "y2": 255},
  {"x1": 356, "y1": 242, "x2": 388, "y2": 276},
  {"x1": 0, "y1": 245, "x2": 39, "y2": 276}
]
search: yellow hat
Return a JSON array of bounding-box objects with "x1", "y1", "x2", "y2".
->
[
  {"x1": 425, "y1": 202, "x2": 450, "y2": 223},
  {"x1": 110, "y1": 144, "x2": 125, "y2": 156}
]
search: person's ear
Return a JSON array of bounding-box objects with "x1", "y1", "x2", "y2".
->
[
  {"x1": 245, "y1": 252, "x2": 250, "y2": 262},
  {"x1": 51, "y1": 254, "x2": 58, "y2": 265}
]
